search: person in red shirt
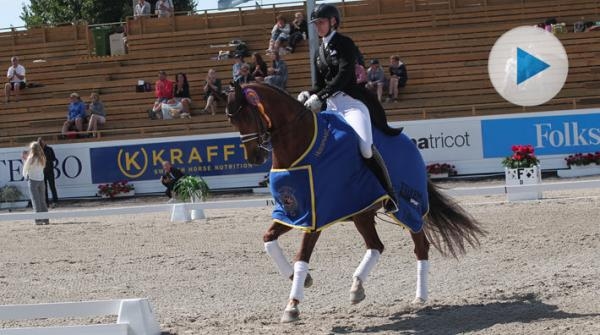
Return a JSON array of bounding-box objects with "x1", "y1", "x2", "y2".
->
[{"x1": 151, "y1": 70, "x2": 174, "y2": 119}]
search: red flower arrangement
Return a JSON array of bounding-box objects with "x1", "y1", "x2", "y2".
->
[
  {"x1": 97, "y1": 180, "x2": 135, "y2": 198},
  {"x1": 501, "y1": 144, "x2": 540, "y2": 169},
  {"x1": 426, "y1": 163, "x2": 457, "y2": 176},
  {"x1": 564, "y1": 152, "x2": 600, "y2": 167}
]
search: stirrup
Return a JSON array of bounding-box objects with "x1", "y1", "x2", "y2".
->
[{"x1": 384, "y1": 197, "x2": 399, "y2": 214}]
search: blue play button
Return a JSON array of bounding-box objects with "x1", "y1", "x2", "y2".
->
[{"x1": 516, "y1": 47, "x2": 550, "y2": 85}]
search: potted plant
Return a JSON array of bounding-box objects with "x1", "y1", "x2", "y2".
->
[
  {"x1": 558, "y1": 152, "x2": 600, "y2": 178},
  {"x1": 173, "y1": 175, "x2": 209, "y2": 202},
  {"x1": 501, "y1": 144, "x2": 541, "y2": 201},
  {"x1": 426, "y1": 163, "x2": 457, "y2": 179},
  {"x1": 171, "y1": 176, "x2": 209, "y2": 221},
  {"x1": 0, "y1": 185, "x2": 28, "y2": 210},
  {"x1": 565, "y1": 152, "x2": 600, "y2": 167},
  {"x1": 97, "y1": 180, "x2": 135, "y2": 199}
]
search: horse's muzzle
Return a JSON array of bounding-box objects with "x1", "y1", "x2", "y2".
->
[{"x1": 247, "y1": 147, "x2": 268, "y2": 166}]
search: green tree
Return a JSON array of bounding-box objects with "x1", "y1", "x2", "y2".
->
[{"x1": 21, "y1": 0, "x2": 197, "y2": 27}]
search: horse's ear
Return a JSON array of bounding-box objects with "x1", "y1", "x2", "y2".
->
[{"x1": 234, "y1": 81, "x2": 244, "y2": 106}]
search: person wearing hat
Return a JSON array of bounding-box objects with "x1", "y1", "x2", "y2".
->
[
  {"x1": 232, "y1": 53, "x2": 246, "y2": 82},
  {"x1": 297, "y1": 3, "x2": 400, "y2": 215},
  {"x1": 234, "y1": 63, "x2": 255, "y2": 85},
  {"x1": 366, "y1": 58, "x2": 385, "y2": 102},
  {"x1": 61, "y1": 92, "x2": 85, "y2": 137}
]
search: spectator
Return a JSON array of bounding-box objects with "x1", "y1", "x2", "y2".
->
[
  {"x1": 61, "y1": 92, "x2": 86, "y2": 137},
  {"x1": 202, "y1": 68, "x2": 225, "y2": 115},
  {"x1": 234, "y1": 63, "x2": 255, "y2": 85},
  {"x1": 286, "y1": 12, "x2": 308, "y2": 53},
  {"x1": 264, "y1": 51, "x2": 288, "y2": 90},
  {"x1": 86, "y1": 92, "x2": 106, "y2": 137},
  {"x1": 22, "y1": 141, "x2": 49, "y2": 225},
  {"x1": 152, "y1": 70, "x2": 174, "y2": 119},
  {"x1": 232, "y1": 53, "x2": 245, "y2": 82},
  {"x1": 37, "y1": 137, "x2": 58, "y2": 208},
  {"x1": 267, "y1": 14, "x2": 290, "y2": 54},
  {"x1": 173, "y1": 72, "x2": 192, "y2": 117},
  {"x1": 250, "y1": 52, "x2": 268, "y2": 82},
  {"x1": 365, "y1": 59, "x2": 385, "y2": 102},
  {"x1": 134, "y1": 0, "x2": 151, "y2": 18},
  {"x1": 160, "y1": 161, "x2": 185, "y2": 202},
  {"x1": 355, "y1": 61, "x2": 367, "y2": 85},
  {"x1": 387, "y1": 55, "x2": 407, "y2": 102},
  {"x1": 155, "y1": 0, "x2": 173, "y2": 18},
  {"x1": 4, "y1": 56, "x2": 26, "y2": 103}
]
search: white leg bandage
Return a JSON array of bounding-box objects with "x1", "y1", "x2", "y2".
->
[
  {"x1": 352, "y1": 249, "x2": 381, "y2": 282},
  {"x1": 264, "y1": 240, "x2": 294, "y2": 279},
  {"x1": 415, "y1": 260, "x2": 429, "y2": 300},
  {"x1": 289, "y1": 261, "x2": 309, "y2": 302}
]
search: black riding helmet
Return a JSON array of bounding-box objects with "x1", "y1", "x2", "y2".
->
[{"x1": 310, "y1": 3, "x2": 340, "y2": 28}]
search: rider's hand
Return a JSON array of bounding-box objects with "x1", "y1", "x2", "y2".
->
[
  {"x1": 304, "y1": 94, "x2": 323, "y2": 113},
  {"x1": 297, "y1": 91, "x2": 311, "y2": 103}
]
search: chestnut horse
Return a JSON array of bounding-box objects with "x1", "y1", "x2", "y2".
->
[{"x1": 226, "y1": 82, "x2": 485, "y2": 323}]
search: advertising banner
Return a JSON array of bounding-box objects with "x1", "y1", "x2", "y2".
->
[
  {"x1": 89, "y1": 137, "x2": 270, "y2": 184},
  {"x1": 481, "y1": 112, "x2": 600, "y2": 158},
  {"x1": 1, "y1": 108, "x2": 599, "y2": 198}
]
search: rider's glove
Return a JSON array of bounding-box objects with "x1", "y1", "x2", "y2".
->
[
  {"x1": 297, "y1": 91, "x2": 311, "y2": 103},
  {"x1": 304, "y1": 94, "x2": 323, "y2": 113}
]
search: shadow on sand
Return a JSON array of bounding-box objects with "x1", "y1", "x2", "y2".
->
[{"x1": 332, "y1": 293, "x2": 598, "y2": 334}]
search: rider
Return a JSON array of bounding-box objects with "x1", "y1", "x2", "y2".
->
[{"x1": 298, "y1": 3, "x2": 399, "y2": 213}]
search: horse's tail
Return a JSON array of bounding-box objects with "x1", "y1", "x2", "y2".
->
[{"x1": 423, "y1": 180, "x2": 486, "y2": 258}]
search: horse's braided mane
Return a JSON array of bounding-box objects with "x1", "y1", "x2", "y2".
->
[{"x1": 245, "y1": 82, "x2": 305, "y2": 110}]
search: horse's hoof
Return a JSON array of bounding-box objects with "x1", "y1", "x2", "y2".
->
[
  {"x1": 412, "y1": 297, "x2": 427, "y2": 305},
  {"x1": 280, "y1": 302, "x2": 300, "y2": 323},
  {"x1": 304, "y1": 273, "x2": 313, "y2": 288},
  {"x1": 289, "y1": 273, "x2": 313, "y2": 288},
  {"x1": 349, "y1": 278, "x2": 365, "y2": 305}
]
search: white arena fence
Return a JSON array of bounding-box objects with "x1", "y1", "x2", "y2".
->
[
  {"x1": 0, "y1": 179, "x2": 599, "y2": 223},
  {"x1": 0, "y1": 298, "x2": 160, "y2": 335}
]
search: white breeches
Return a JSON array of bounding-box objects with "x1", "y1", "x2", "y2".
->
[{"x1": 326, "y1": 93, "x2": 373, "y2": 159}]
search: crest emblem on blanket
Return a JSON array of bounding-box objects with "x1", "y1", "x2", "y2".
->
[{"x1": 277, "y1": 186, "x2": 299, "y2": 217}]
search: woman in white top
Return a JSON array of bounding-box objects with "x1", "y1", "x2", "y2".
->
[{"x1": 22, "y1": 141, "x2": 49, "y2": 225}]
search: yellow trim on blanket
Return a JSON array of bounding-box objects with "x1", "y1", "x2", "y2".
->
[
  {"x1": 270, "y1": 165, "x2": 317, "y2": 230},
  {"x1": 273, "y1": 194, "x2": 390, "y2": 233},
  {"x1": 273, "y1": 194, "x2": 430, "y2": 234},
  {"x1": 386, "y1": 204, "x2": 430, "y2": 234},
  {"x1": 290, "y1": 113, "x2": 317, "y2": 168}
]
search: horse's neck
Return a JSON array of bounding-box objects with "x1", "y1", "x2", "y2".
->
[{"x1": 270, "y1": 108, "x2": 315, "y2": 169}]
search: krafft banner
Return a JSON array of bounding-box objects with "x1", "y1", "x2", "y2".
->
[{"x1": 89, "y1": 137, "x2": 270, "y2": 184}]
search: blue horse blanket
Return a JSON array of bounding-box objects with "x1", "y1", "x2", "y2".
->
[{"x1": 269, "y1": 111, "x2": 428, "y2": 232}]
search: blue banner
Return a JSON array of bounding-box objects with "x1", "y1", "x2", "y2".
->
[
  {"x1": 90, "y1": 137, "x2": 270, "y2": 183},
  {"x1": 481, "y1": 112, "x2": 600, "y2": 158}
]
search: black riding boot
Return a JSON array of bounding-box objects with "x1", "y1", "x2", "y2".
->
[{"x1": 364, "y1": 146, "x2": 399, "y2": 214}]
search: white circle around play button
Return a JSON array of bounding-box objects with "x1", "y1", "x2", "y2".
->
[{"x1": 488, "y1": 26, "x2": 568, "y2": 106}]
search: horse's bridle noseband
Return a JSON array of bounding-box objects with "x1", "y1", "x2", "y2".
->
[{"x1": 226, "y1": 103, "x2": 272, "y2": 153}]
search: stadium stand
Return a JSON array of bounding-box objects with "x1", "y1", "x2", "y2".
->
[{"x1": 0, "y1": 0, "x2": 599, "y2": 147}]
